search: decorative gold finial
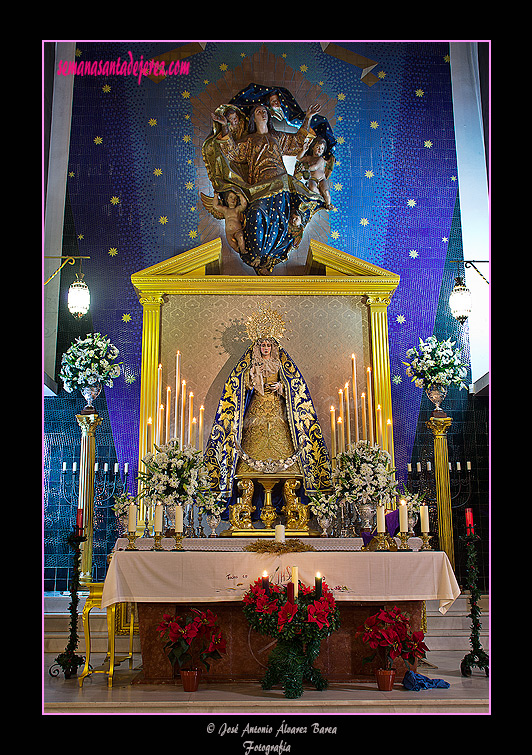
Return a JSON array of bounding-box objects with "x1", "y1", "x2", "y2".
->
[{"x1": 245, "y1": 303, "x2": 287, "y2": 343}]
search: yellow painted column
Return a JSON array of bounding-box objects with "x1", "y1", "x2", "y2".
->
[
  {"x1": 137, "y1": 294, "x2": 164, "y2": 530},
  {"x1": 76, "y1": 413, "x2": 103, "y2": 586},
  {"x1": 366, "y1": 295, "x2": 395, "y2": 472},
  {"x1": 426, "y1": 416, "x2": 455, "y2": 570}
]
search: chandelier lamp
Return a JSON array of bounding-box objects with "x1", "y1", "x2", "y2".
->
[
  {"x1": 448, "y1": 261, "x2": 489, "y2": 325},
  {"x1": 44, "y1": 255, "x2": 91, "y2": 318}
]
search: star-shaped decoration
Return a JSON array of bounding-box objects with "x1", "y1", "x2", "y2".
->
[
  {"x1": 444, "y1": 55, "x2": 450, "y2": 63},
  {"x1": 68, "y1": 171, "x2": 75, "y2": 178},
  {"x1": 336, "y1": 136, "x2": 345, "y2": 144},
  {"x1": 365, "y1": 170, "x2": 374, "y2": 179},
  {"x1": 360, "y1": 218, "x2": 369, "y2": 226},
  {"x1": 77, "y1": 234, "x2": 84, "y2": 240},
  {"x1": 392, "y1": 375, "x2": 402, "y2": 385},
  {"x1": 185, "y1": 181, "x2": 194, "y2": 190},
  {"x1": 122, "y1": 313, "x2": 131, "y2": 323},
  {"x1": 219, "y1": 63, "x2": 228, "y2": 71},
  {"x1": 424, "y1": 140, "x2": 433, "y2": 148},
  {"x1": 110, "y1": 196, "x2": 120, "y2": 205},
  {"x1": 334, "y1": 183, "x2": 343, "y2": 192},
  {"x1": 409, "y1": 250, "x2": 419, "y2": 258},
  {"x1": 396, "y1": 315, "x2": 406, "y2": 324},
  {"x1": 378, "y1": 71, "x2": 386, "y2": 79},
  {"x1": 442, "y1": 237, "x2": 448, "y2": 243},
  {"x1": 183, "y1": 134, "x2": 191, "y2": 143},
  {"x1": 102, "y1": 84, "x2": 111, "y2": 93},
  {"x1": 188, "y1": 229, "x2": 198, "y2": 239},
  {"x1": 108, "y1": 248, "x2": 118, "y2": 257},
  {"x1": 415, "y1": 89, "x2": 425, "y2": 97},
  {"x1": 370, "y1": 121, "x2": 379, "y2": 129},
  {"x1": 153, "y1": 168, "x2": 162, "y2": 176},
  {"x1": 300, "y1": 65, "x2": 308, "y2": 73},
  {"x1": 93, "y1": 136, "x2": 103, "y2": 145},
  {"x1": 331, "y1": 230, "x2": 340, "y2": 240},
  {"x1": 451, "y1": 176, "x2": 457, "y2": 181},
  {"x1": 148, "y1": 118, "x2": 157, "y2": 127},
  {"x1": 125, "y1": 374, "x2": 136, "y2": 384},
  {"x1": 182, "y1": 91, "x2": 190, "y2": 98},
  {"x1": 75, "y1": 49, "x2": 82, "y2": 58},
  {"x1": 159, "y1": 216, "x2": 168, "y2": 225},
  {"x1": 407, "y1": 199, "x2": 417, "y2": 208}
]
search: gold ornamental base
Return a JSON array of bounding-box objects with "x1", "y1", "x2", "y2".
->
[{"x1": 221, "y1": 527, "x2": 321, "y2": 537}]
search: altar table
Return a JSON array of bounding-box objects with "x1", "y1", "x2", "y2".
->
[{"x1": 101, "y1": 544, "x2": 460, "y2": 684}]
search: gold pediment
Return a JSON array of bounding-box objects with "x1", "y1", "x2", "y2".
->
[{"x1": 131, "y1": 238, "x2": 399, "y2": 300}]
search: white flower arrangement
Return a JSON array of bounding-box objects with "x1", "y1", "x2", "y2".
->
[
  {"x1": 403, "y1": 336, "x2": 467, "y2": 390},
  {"x1": 398, "y1": 484, "x2": 426, "y2": 515},
  {"x1": 334, "y1": 441, "x2": 397, "y2": 508},
  {"x1": 59, "y1": 332, "x2": 121, "y2": 393},
  {"x1": 137, "y1": 440, "x2": 218, "y2": 510},
  {"x1": 308, "y1": 491, "x2": 340, "y2": 520}
]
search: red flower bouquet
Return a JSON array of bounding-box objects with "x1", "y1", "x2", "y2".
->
[
  {"x1": 356, "y1": 605, "x2": 429, "y2": 671},
  {"x1": 242, "y1": 577, "x2": 340, "y2": 698},
  {"x1": 156, "y1": 607, "x2": 227, "y2": 672}
]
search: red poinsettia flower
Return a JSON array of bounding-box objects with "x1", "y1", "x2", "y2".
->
[
  {"x1": 168, "y1": 621, "x2": 186, "y2": 643},
  {"x1": 207, "y1": 628, "x2": 227, "y2": 654},
  {"x1": 278, "y1": 601, "x2": 298, "y2": 631},
  {"x1": 307, "y1": 599, "x2": 330, "y2": 630}
]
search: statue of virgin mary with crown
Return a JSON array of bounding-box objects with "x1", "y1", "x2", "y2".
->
[{"x1": 204, "y1": 305, "x2": 332, "y2": 522}]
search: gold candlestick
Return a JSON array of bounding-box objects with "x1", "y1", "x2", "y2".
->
[
  {"x1": 397, "y1": 532, "x2": 411, "y2": 551},
  {"x1": 153, "y1": 532, "x2": 164, "y2": 551},
  {"x1": 420, "y1": 533, "x2": 433, "y2": 551},
  {"x1": 126, "y1": 531, "x2": 138, "y2": 550},
  {"x1": 172, "y1": 533, "x2": 184, "y2": 551}
]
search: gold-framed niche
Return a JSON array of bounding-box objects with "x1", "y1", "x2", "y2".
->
[{"x1": 131, "y1": 238, "x2": 400, "y2": 529}]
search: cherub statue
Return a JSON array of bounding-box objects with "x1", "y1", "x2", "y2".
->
[
  {"x1": 200, "y1": 189, "x2": 249, "y2": 259},
  {"x1": 295, "y1": 136, "x2": 335, "y2": 210}
]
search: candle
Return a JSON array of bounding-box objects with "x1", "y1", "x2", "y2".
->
[
  {"x1": 367, "y1": 367, "x2": 374, "y2": 444},
  {"x1": 361, "y1": 393, "x2": 367, "y2": 441},
  {"x1": 292, "y1": 566, "x2": 299, "y2": 599},
  {"x1": 338, "y1": 388, "x2": 344, "y2": 437},
  {"x1": 174, "y1": 351, "x2": 181, "y2": 438},
  {"x1": 188, "y1": 392, "x2": 194, "y2": 445},
  {"x1": 76, "y1": 505, "x2": 84, "y2": 533},
  {"x1": 166, "y1": 386, "x2": 171, "y2": 442},
  {"x1": 352, "y1": 354, "x2": 359, "y2": 442},
  {"x1": 62, "y1": 462, "x2": 67, "y2": 472},
  {"x1": 287, "y1": 581, "x2": 295, "y2": 604},
  {"x1": 154, "y1": 503, "x2": 163, "y2": 534},
  {"x1": 262, "y1": 571, "x2": 270, "y2": 596},
  {"x1": 466, "y1": 461, "x2": 471, "y2": 471},
  {"x1": 407, "y1": 463, "x2": 412, "y2": 473},
  {"x1": 72, "y1": 462, "x2": 77, "y2": 472},
  {"x1": 344, "y1": 382, "x2": 351, "y2": 448},
  {"x1": 420, "y1": 505, "x2": 429, "y2": 533},
  {"x1": 315, "y1": 572, "x2": 323, "y2": 599},
  {"x1": 199, "y1": 405, "x2": 204, "y2": 453},
  {"x1": 387, "y1": 418, "x2": 393, "y2": 458},
  {"x1": 191, "y1": 416, "x2": 197, "y2": 448},
  {"x1": 416, "y1": 462, "x2": 421, "y2": 473},
  {"x1": 180, "y1": 380, "x2": 186, "y2": 449},
  {"x1": 330, "y1": 406, "x2": 337, "y2": 460},
  {"x1": 128, "y1": 503, "x2": 137, "y2": 532},
  {"x1": 427, "y1": 461, "x2": 432, "y2": 472},
  {"x1": 465, "y1": 508, "x2": 474, "y2": 535},
  {"x1": 114, "y1": 462, "x2": 119, "y2": 474},
  {"x1": 337, "y1": 417, "x2": 345, "y2": 454},
  {"x1": 147, "y1": 416, "x2": 153, "y2": 453},
  {"x1": 376, "y1": 404, "x2": 383, "y2": 448},
  {"x1": 376, "y1": 505, "x2": 386, "y2": 533},
  {"x1": 94, "y1": 462, "x2": 99, "y2": 472},
  {"x1": 175, "y1": 505, "x2": 183, "y2": 533},
  {"x1": 275, "y1": 524, "x2": 285, "y2": 543},
  {"x1": 158, "y1": 404, "x2": 164, "y2": 445},
  {"x1": 456, "y1": 461, "x2": 461, "y2": 471},
  {"x1": 399, "y1": 499, "x2": 408, "y2": 532},
  {"x1": 157, "y1": 364, "x2": 162, "y2": 443},
  {"x1": 124, "y1": 463, "x2": 129, "y2": 474},
  {"x1": 104, "y1": 463, "x2": 109, "y2": 473}
]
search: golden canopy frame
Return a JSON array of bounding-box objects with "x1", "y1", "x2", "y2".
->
[{"x1": 131, "y1": 238, "x2": 400, "y2": 526}]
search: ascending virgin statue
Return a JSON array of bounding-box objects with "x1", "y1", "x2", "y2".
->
[{"x1": 204, "y1": 306, "x2": 332, "y2": 521}]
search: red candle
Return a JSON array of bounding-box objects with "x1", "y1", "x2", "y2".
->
[
  {"x1": 287, "y1": 582, "x2": 295, "y2": 604},
  {"x1": 465, "y1": 508, "x2": 474, "y2": 535},
  {"x1": 76, "y1": 506, "x2": 84, "y2": 534}
]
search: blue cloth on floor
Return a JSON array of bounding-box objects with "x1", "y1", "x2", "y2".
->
[{"x1": 402, "y1": 670, "x2": 450, "y2": 690}]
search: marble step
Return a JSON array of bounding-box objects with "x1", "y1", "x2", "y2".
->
[{"x1": 424, "y1": 594, "x2": 489, "y2": 651}]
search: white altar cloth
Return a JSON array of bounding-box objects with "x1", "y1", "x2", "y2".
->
[{"x1": 101, "y1": 547, "x2": 459, "y2": 614}]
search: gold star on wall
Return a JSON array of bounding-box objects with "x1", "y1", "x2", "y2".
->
[
  {"x1": 110, "y1": 196, "x2": 120, "y2": 205},
  {"x1": 122, "y1": 313, "x2": 131, "y2": 322},
  {"x1": 159, "y1": 216, "x2": 168, "y2": 225},
  {"x1": 154, "y1": 168, "x2": 162, "y2": 176},
  {"x1": 148, "y1": 118, "x2": 157, "y2": 126},
  {"x1": 93, "y1": 136, "x2": 103, "y2": 145},
  {"x1": 108, "y1": 248, "x2": 118, "y2": 256},
  {"x1": 370, "y1": 121, "x2": 379, "y2": 129}
]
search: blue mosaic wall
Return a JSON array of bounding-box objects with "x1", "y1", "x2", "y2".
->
[{"x1": 44, "y1": 41, "x2": 488, "y2": 591}]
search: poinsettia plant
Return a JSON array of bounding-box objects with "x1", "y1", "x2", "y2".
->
[
  {"x1": 356, "y1": 605, "x2": 429, "y2": 671},
  {"x1": 156, "y1": 608, "x2": 227, "y2": 671},
  {"x1": 243, "y1": 577, "x2": 340, "y2": 643}
]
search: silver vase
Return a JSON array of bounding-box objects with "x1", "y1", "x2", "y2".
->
[
  {"x1": 425, "y1": 382, "x2": 448, "y2": 413},
  {"x1": 80, "y1": 383, "x2": 102, "y2": 414}
]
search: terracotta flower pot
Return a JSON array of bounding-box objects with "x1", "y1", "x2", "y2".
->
[
  {"x1": 375, "y1": 668, "x2": 396, "y2": 691},
  {"x1": 180, "y1": 668, "x2": 201, "y2": 691}
]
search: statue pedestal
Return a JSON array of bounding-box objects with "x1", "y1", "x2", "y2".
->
[{"x1": 222, "y1": 472, "x2": 320, "y2": 537}]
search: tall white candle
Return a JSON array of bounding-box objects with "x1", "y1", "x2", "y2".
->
[
  {"x1": 399, "y1": 500, "x2": 408, "y2": 532},
  {"x1": 124, "y1": 463, "x2": 129, "y2": 474},
  {"x1": 180, "y1": 380, "x2": 186, "y2": 449},
  {"x1": 191, "y1": 417, "x2": 197, "y2": 448},
  {"x1": 387, "y1": 418, "x2": 393, "y2": 457},
  {"x1": 344, "y1": 382, "x2": 351, "y2": 448},
  {"x1": 466, "y1": 461, "x2": 471, "y2": 471},
  {"x1": 275, "y1": 525, "x2": 285, "y2": 543},
  {"x1": 361, "y1": 393, "x2": 367, "y2": 441},
  {"x1": 158, "y1": 404, "x2": 164, "y2": 446},
  {"x1": 199, "y1": 405, "x2": 204, "y2": 453},
  {"x1": 352, "y1": 354, "x2": 359, "y2": 442},
  {"x1": 128, "y1": 503, "x2": 138, "y2": 532},
  {"x1": 420, "y1": 505, "x2": 429, "y2": 533},
  {"x1": 166, "y1": 386, "x2": 171, "y2": 443},
  {"x1": 174, "y1": 351, "x2": 181, "y2": 439},
  {"x1": 291, "y1": 566, "x2": 299, "y2": 599},
  {"x1": 338, "y1": 389, "x2": 345, "y2": 450},
  {"x1": 188, "y1": 392, "x2": 194, "y2": 445},
  {"x1": 114, "y1": 463, "x2": 119, "y2": 474},
  {"x1": 376, "y1": 505, "x2": 386, "y2": 533},
  {"x1": 330, "y1": 406, "x2": 337, "y2": 460},
  {"x1": 73, "y1": 462, "x2": 77, "y2": 472},
  {"x1": 154, "y1": 503, "x2": 163, "y2": 534},
  {"x1": 157, "y1": 363, "x2": 162, "y2": 444},
  {"x1": 147, "y1": 416, "x2": 153, "y2": 454},
  {"x1": 175, "y1": 505, "x2": 183, "y2": 533},
  {"x1": 367, "y1": 367, "x2": 374, "y2": 445},
  {"x1": 376, "y1": 404, "x2": 383, "y2": 448},
  {"x1": 337, "y1": 417, "x2": 345, "y2": 453}
]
